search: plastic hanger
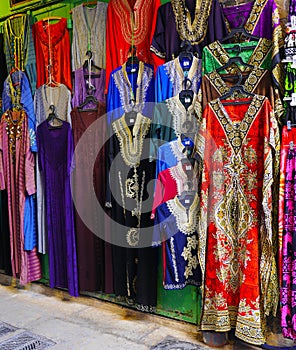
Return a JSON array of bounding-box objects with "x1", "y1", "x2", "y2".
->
[
  {"x1": 126, "y1": 45, "x2": 139, "y2": 69},
  {"x1": 178, "y1": 40, "x2": 194, "y2": 64},
  {"x1": 83, "y1": 50, "x2": 101, "y2": 72},
  {"x1": 219, "y1": 14, "x2": 260, "y2": 43},
  {"x1": 216, "y1": 56, "x2": 254, "y2": 73},
  {"x1": 219, "y1": 84, "x2": 255, "y2": 105},
  {"x1": 42, "y1": 16, "x2": 62, "y2": 22},
  {"x1": 78, "y1": 92, "x2": 98, "y2": 111},
  {"x1": 47, "y1": 105, "x2": 64, "y2": 129}
]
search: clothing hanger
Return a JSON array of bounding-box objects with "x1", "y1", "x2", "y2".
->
[
  {"x1": 219, "y1": 84, "x2": 255, "y2": 105},
  {"x1": 77, "y1": 91, "x2": 98, "y2": 111},
  {"x1": 219, "y1": 14, "x2": 260, "y2": 43},
  {"x1": 216, "y1": 56, "x2": 254, "y2": 73},
  {"x1": 179, "y1": 78, "x2": 194, "y2": 109},
  {"x1": 178, "y1": 40, "x2": 194, "y2": 64},
  {"x1": 47, "y1": 105, "x2": 64, "y2": 129},
  {"x1": 42, "y1": 16, "x2": 62, "y2": 22},
  {"x1": 126, "y1": 45, "x2": 139, "y2": 69},
  {"x1": 9, "y1": 13, "x2": 25, "y2": 21},
  {"x1": 223, "y1": 43, "x2": 258, "y2": 53},
  {"x1": 83, "y1": 50, "x2": 101, "y2": 72}
]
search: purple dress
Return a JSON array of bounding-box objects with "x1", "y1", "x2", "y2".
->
[
  {"x1": 281, "y1": 148, "x2": 296, "y2": 339},
  {"x1": 222, "y1": 0, "x2": 285, "y2": 92},
  {"x1": 71, "y1": 67, "x2": 106, "y2": 109},
  {"x1": 151, "y1": 0, "x2": 228, "y2": 61},
  {"x1": 37, "y1": 120, "x2": 78, "y2": 297}
]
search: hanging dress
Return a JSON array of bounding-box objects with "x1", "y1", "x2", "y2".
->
[
  {"x1": 70, "y1": 104, "x2": 107, "y2": 292},
  {"x1": 150, "y1": 0, "x2": 228, "y2": 62},
  {"x1": 106, "y1": 112, "x2": 157, "y2": 310},
  {"x1": 71, "y1": 2, "x2": 108, "y2": 71},
  {"x1": 221, "y1": 0, "x2": 285, "y2": 93},
  {"x1": 107, "y1": 61, "x2": 154, "y2": 125},
  {"x1": 150, "y1": 93, "x2": 201, "y2": 160},
  {"x1": 37, "y1": 120, "x2": 78, "y2": 297},
  {"x1": 105, "y1": 0, "x2": 160, "y2": 90},
  {"x1": 34, "y1": 83, "x2": 72, "y2": 254},
  {"x1": 33, "y1": 18, "x2": 72, "y2": 91},
  {"x1": 3, "y1": 14, "x2": 37, "y2": 94},
  {"x1": 281, "y1": 146, "x2": 296, "y2": 339},
  {"x1": 153, "y1": 194, "x2": 201, "y2": 290},
  {"x1": 155, "y1": 55, "x2": 202, "y2": 102},
  {"x1": 0, "y1": 110, "x2": 41, "y2": 285},
  {"x1": 72, "y1": 66, "x2": 106, "y2": 108},
  {"x1": 197, "y1": 95, "x2": 279, "y2": 345}
]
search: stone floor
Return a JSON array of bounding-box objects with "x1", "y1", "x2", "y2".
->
[{"x1": 0, "y1": 280, "x2": 293, "y2": 350}]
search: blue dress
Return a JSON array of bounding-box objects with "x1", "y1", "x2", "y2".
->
[
  {"x1": 155, "y1": 56, "x2": 201, "y2": 102},
  {"x1": 153, "y1": 195, "x2": 202, "y2": 289},
  {"x1": 107, "y1": 62, "x2": 155, "y2": 127}
]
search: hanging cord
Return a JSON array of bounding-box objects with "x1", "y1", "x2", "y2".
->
[{"x1": 47, "y1": 17, "x2": 54, "y2": 106}]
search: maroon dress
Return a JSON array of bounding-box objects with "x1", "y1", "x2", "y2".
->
[{"x1": 70, "y1": 104, "x2": 110, "y2": 292}]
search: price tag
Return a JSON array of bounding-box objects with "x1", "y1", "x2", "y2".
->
[
  {"x1": 185, "y1": 97, "x2": 191, "y2": 103},
  {"x1": 186, "y1": 165, "x2": 192, "y2": 170},
  {"x1": 292, "y1": 15, "x2": 296, "y2": 29},
  {"x1": 291, "y1": 93, "x2": 296, "y2": 106},
  {"x1": 129, "y1": 118, "x2": 135, "y2": 124},
  {"x1": 185, "y1": 199, "x2": 190, "y2": 204},
  {"x1": 292, "y1": 55, "x2": 296, "y2": 69},
  {"x1": 184, "y1": 140, "x2": 191, "y2": 145},
  {"x1": 183, "y1": 60, "x2": 190, "y2": 67},
  {"x1": 131, "y1": 68, "x2": 137, "y2": 73}
]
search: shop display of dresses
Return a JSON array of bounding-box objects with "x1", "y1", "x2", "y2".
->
[
  {"x1": 37, "y1": 120, "x2": 78, "y2": 297},
  {"x1": 106, "y1": 112, "x2": 157, "y2": 309},
  {"x1": 197, "y1": 95, "x2": 279, "y2": 345},
  {"x1": 3, "y1": 14, "x2": 37, "y2": 94},
  {"x1": 71, "y1": 2, "x2": 108, "y2": 71},
  {"x1": 33, "y1": 18, "x2": 72, "y2": 91},
  {"x1": 0, "y1": 109, "x2": 41, "y2": 285},
  {"x1": 105, "y1": 0, "x2": 160, "y2": 89},
  {"x1": 151, "y1": 0, "x2": 228, "y2": 62}
]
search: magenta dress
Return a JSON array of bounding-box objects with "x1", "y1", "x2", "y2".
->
[
  {"x1": 37, "y1": 120, "x2": 78, "y2": 297},
  {"x1": 281, "y1": 147, "x2": 296, "y2": 339}
]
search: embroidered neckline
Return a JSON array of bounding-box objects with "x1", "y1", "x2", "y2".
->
[
  {"x1": 171, "y1": 0, "x2": 212, "y2": 44},
  {"x1": 112, "y1": 112, "x2": 151, "y2": 167},
  {"x1": 112, "y1": 0, "x2": 153, "y2": 45},
  {"x1": 166, "y1": 194, "x2": 199, "y2": 234},
  {"x1": 36, "y1": 18, "x2": 67, "y2": 47},
  {"x1": 3, "y1": 109, "x2": 25, "y2": 158},
  {"x1": 206, "y1": 67, "x2": 266, "y2": 96},
  {"x1": 166, "y1": 94, "x2": 200, "y2": 138},
  {"x1": 210, "y1": 95, "x2": 265, "y2": 154},
  {"x1": 169, "y1": 161, "x2": 199, "y2": 194},
  {"x1": 206, "y1": 39, "x2": 272, "y2": 74},
  {"x1": 113, "y1": 63, "x2": 153, "y2": 114}
]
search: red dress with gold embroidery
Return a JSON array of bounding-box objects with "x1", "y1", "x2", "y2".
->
[
  {"x1": 197, "y1": 96, "x2": 279, "y2": 345},
  {"x1": 105, "y1": 0, "x2": 160, "y2": 90},
  {"x1": 33, "y1": 18, "x2": 72, "y2": 91}
]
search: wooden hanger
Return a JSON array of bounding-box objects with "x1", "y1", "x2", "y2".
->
[
  {"x1": 42, "y1": 16, "x2": 62, "y2": 22},
  {"x1": 9, "y1": 13, "x2": 25, "y2": 21}
]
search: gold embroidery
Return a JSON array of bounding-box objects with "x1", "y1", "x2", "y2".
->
[
  {"x1": 212, "y1": 170, "x2": 225, "y2": 190},
  {"x1": 244, "y1": 0, "x2": 269, "y2": 34},
  {"x1": 112, "y1": 0, "x2": 153, "y2": 45},
  {"x1": 171, "y1": 0, "x2": 212, "y2": 44},
  {"x1": 112, "y1": 113, "x2": 151, "y2": 167},
  {"x1": 243, "y1": 146, "x2": 258, "y2": 164},
  {"x1": 3, "y1": 110, "x2": 25, "y2": 159}
]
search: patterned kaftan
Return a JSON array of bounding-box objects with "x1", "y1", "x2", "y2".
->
[
  {"x1": 197, "y1": 96, "x2": 279, "y2": 345},
  {"x1": 0, "y1": 110, "x2": 41, "y2": 285}
]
